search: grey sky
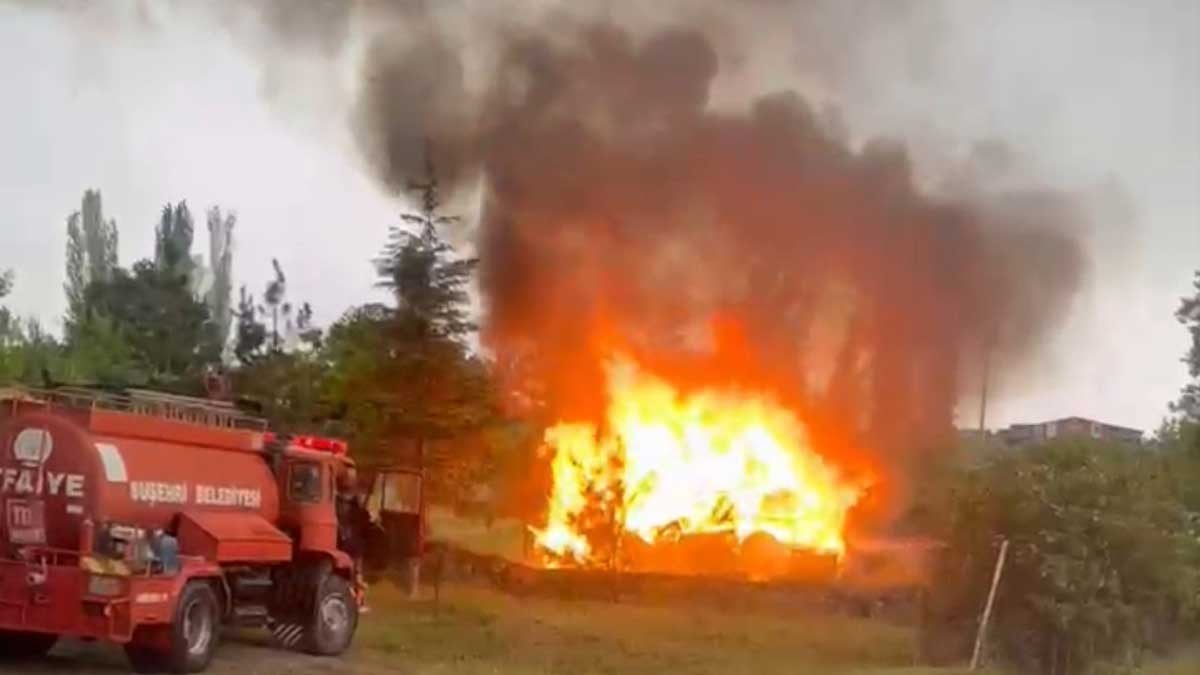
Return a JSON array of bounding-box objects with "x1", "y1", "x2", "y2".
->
[{"x1": 0, "y1": 1, "x2": 1196, "y2": 432}]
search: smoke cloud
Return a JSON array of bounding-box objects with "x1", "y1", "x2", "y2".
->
[
  {"x1": 13, "y1": 1, "x2": 1088, "y2": 522},
  {"x1": 225, "y1": 2, "x2": 1087, "y2": 487},
  {"x1": 340, "y1": 4, "x2": 1084, "y2": 458}
]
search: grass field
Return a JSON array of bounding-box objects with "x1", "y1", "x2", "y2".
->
[
  {"x1": 353, "y1": 581, "x2": 1199, "y2": 675},
  {"x1": 401, "y1": 510, "x2": 1198, "y2": 675},
  {"x1": 356, "y1": 581, "x2": 992, "y2": 675}
]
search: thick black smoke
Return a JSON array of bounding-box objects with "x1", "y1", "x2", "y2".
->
[
  {"x1": 346, "y1": 9, "x2": 1083, "y2": 460},
  {"x1": 13, "y1": 1, "x2": 1088, "y2": 518},
  {"x1": 230, "y1": 2, "x2": 1086, "y2": 465}
]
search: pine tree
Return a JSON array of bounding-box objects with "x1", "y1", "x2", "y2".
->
[
  {"x1": 375, "y1": 153, "x2": 478, "y2": 341},
  {"x1": 341, "y1": 152, "x2": 493, "y2": 477}
]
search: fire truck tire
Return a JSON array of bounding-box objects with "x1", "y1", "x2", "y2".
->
[
  {"x1": 303, "y1": 573, "x2": 358, "y2": 656},
  {"x1": 0, "y1": 630, "x2": 58, "y2": 659},
  {"x1": 167, "y1": 581, "x2": 222, "y2": 673}
]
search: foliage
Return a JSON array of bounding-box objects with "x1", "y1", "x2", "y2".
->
[
  {"x1": 83, "y1": 259, "x2": 218, "y2": 384},
  {"x1": 232, "y1": 350, "x2": 328, "y2": 432},
  {"x1": 155, "y1": 201, "x2": 197, "y2": 285},
  {"x1": 0, "y1": 319, "x2": 64, "y2": 387},
  {"x1": 320, "y1": 303, "x2": 394, "y2": 459},
  {"x1": 64, "y1": 213, "x2": 84, "y2": 329},
  {"x1": 205, "y1": 207, "x2": 236, "y2": 361},
  {"x1": 263, "y1": 258, "x2": 289, "y2": 352},
  {"x1": 322, "y1": 300, "x2": 497, "y2": 475},
  {"x1": 233, "y1": 260, "x2": 321, "y2": 367},
  {"x1": 1, "y1": 273, "x2": 67, "y2": 386},
  {"x1": 64, "y1": 189, "x2": 119, "y2": 336},
  {"x1": 928, "y1": 440, "x2": 1200, "y2": 675},
  {"x1": 229, "y1": 257, "x2": 326, "y2": 429},
  {"x1": 23, "y1": 177, "x2": 503, "y2": 506},
  {"x1": 1155, "y1": 418, "x2": 1200, "y2": 513},
  {"x1": 375, "y1": 154, "x2": 478, "y2": 341},
  {"x1": 0, "y1": 268, "x2": 12, "y2": 340},
  {"x1": 1171, "y1": 270, "x2": 1200, "y2": 429},
  {"x1": 324, "y1": 160, "x2": 495, "y2": 489},
  {"x1": 60, "y1": 315, "x2": 142, "y2": 386},
  {"x1": 234, "y1": 285, "x2": 268, "y2": 365}
]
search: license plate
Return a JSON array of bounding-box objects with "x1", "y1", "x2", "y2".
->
[{"x1": 5, "y1": 498, "x2": 46, "y2": 545}]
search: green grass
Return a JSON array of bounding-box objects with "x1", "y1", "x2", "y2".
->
[
  {"x1": 354, "y1": 581, "x2": 1012, "y2": 675},
  {"x1": 412, "y1": 511, "x2": 1197, "y2": 675},
  {"x1": 353, "y1": 581, "x2": 1198, "y2": 675},
  {"x1": 1139, "y1": 649, "x2": 1200, "y2": 675}
]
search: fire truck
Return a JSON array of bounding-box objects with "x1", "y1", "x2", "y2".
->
[{"x1": 0, "y1": 387, "x2": 423, "y2": 673}]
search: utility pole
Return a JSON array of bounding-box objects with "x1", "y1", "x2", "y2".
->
[{"x1": 971, "y1": 538, "x2": 1010, "y2": 670}]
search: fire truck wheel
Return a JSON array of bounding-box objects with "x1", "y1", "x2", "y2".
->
[
  {"x1": 303, "y1": 574, "x2": 358, "y2": 656},
  {"x1": 166, "y1": 581, "x2": 222, "y2": 673},
  {"x1": 0, "y1": 630, "x2": 58, "y2": 659}
]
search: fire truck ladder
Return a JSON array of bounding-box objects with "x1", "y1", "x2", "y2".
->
[{"x1": 4, "y1": 386, "x2": 268, "y2": 431}]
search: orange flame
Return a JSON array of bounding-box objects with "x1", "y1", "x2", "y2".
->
[{"x1": 534, "y1": 354, "x2": 864, "y2": 567}]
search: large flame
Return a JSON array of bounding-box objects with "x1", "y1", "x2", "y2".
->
[{"x1": 534, "y1": 355, "x2": 864, "y2": 568}]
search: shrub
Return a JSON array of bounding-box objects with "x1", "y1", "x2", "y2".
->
[{"x1": 926, "y1": 440, "x2": 1200, "y2": 675}]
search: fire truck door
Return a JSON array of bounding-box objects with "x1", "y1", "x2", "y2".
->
[{"x1": 364, "y1": 471, "x2": 423, "y2": 568}]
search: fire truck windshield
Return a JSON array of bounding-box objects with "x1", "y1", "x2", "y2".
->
[{"x1": 288, "y1": 462, "x2": 323, "y2": 504}]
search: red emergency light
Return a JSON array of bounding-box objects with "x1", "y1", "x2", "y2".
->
[{"x1": 263, "y1": 432, "x2": 349, "y2": 456}]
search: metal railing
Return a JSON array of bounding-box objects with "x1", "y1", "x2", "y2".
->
[{"x1": 2, "y1": 386, "x2": 268, "y2": 432}]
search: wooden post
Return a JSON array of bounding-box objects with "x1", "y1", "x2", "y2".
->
[
  {"x1": 978, "y1": 348, "x2": 990, "y2": 438},
  {"x1": 970, "y1": 539, "x2": 1010, "y2": 670},
  {"x1": 977, "y1": 326, "x2": 998, "y2": 443}
]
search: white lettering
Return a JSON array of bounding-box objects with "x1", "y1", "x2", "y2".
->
[
  {"x1": 129, "y1": 481, "x2": 188, "y2": 505},
  {"x1": 195, "y1": 485, "x2": 262, "y2": 509},
  {"x1": 66, "y1": 474, "x2": 85, "y2": 499},
  {"x1": 46, "y1": 472, "x2": 66, "y2": 496},
  {"x1": 15, "y1": 470, "x2": 34, "y2": 494},
  {"x1": 0, "y1": 469, "x2": 85, "y2": 498}
]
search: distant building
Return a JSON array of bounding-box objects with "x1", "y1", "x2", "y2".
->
[{"x1": 998, "y1": 417, "x2": 1144, "y2": 447}]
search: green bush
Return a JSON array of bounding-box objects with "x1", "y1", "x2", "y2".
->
[{"x1": 926, "y1": 440, "x2": 1200, "y2": 674}]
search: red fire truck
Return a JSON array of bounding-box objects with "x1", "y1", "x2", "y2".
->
[{"x1": 0, "y1": 387, "x2": 422, "y2": 673}]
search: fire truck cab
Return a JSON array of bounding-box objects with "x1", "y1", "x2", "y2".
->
[{"x1": 0, "y1": 387, "x2": 416, "y2": 673}]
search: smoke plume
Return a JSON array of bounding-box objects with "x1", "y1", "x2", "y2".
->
[
  {"x1": 340, "y1": 4, "x2": 1084, "y2": 462},
  {"x1": 15, "y1": 1, "x2": 1088, "y2": 521},
  {"x1": 235, "y1": 2, "x2": 1087, "y2": 486}
]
